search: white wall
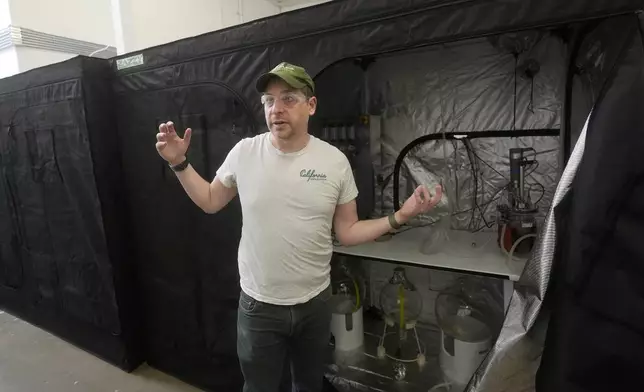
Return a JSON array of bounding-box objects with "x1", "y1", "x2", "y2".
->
[
  {"x1": 0, "y1": 0, "x2": 11, "y2": 28},
  {"x1": 117, "y1": 0, "x2": 280, "y2": 54},
  {"x1": 117, "y1": 0, "x2": 221, "y2": 53},
  {"x1": 110, "y1": 0, "x2": 126, "y2": 55},
  {"x1": 243, "y1": 0, "x2": 279, "y2": 25},
  {"x1": 8, "y1": 0, "x2": 116, "y2": 46},
  {"x1": 280, "y1": 0, "x2": 331, "y2": 13},
  {"x1": 0, "y1": 47, "x2": 19, "y2": 79},
  {"x1": 16, "y1": 46, "x2": 76, "y2": 73},
  {"x1": 0, "y1": 0, "x2": 116, "y2": 78},
  {"x1": 3, "y1": 0, "x2": 333, "y2": 59},
  {"x1": 0, "y1": 0, "x2": 333, "y2": 79}
]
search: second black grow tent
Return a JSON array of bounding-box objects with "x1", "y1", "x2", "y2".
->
[
  {"x1": 107, "y1": 0, "x2": 643, "y2": 391},
  {"x1": 0, "y1": 57, "x2": 143, "y2": 371}
]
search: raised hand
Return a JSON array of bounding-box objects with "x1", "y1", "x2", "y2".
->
[
  {"x1": 398, "y1": 184, "x2": 442, "y2": 222},
  {"x1": 156, "y1": 121, "x2": 192, "y2": 165}
]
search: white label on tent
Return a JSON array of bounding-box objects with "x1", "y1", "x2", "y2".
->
[{"x1": 116, "y1": 54, "x2": 144, "y2": 70}]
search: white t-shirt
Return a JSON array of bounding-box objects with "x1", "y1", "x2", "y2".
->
[{"x1": 215, "y1": 132, "x2": 359, "y2": 306}]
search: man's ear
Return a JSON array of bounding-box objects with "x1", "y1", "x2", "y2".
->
[{"x1": 308, "y1": 96, "x2": 317, "y2": 116}]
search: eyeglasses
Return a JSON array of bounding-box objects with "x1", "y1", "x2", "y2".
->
[{"x1": 261, "y1": 92, "x2": 307, "y2": 109}]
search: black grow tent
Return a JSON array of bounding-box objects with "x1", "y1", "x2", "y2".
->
[
  {"x1": 0, "y1": 57, "x2": 143, "y2": 370},
  {"x1": 107, "y1": 0, "x2": 644, "y2": 391},
  {"x1": 0, "y1": 0, "x2": 642, "y2": 391}
]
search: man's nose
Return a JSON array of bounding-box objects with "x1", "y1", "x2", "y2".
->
[{"x1": 270, "y1": 99, "x2": 286, "y2": 113}]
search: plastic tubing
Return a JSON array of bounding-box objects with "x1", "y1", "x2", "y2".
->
[
  {"x1": 499, "y1": 224, "x2": 537, "y2": 264},
  {"x1": 508, "y1": 233, "x2": 537, "y2": 263},
  {"x1": 352, "y1": 278, "x2": 361, "y2": 311}
]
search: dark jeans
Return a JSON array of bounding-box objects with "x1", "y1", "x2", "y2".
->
[{"x1": 237, "y1": 285, "x2": 332, "y2": 392}]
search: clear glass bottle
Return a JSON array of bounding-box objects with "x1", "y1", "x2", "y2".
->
[
  {"x1": 379, "y1": 267, "x2": 423, "y2": 338},
  {"x1": 377, "y1": 267, "x2": 425, "y2": 365}
]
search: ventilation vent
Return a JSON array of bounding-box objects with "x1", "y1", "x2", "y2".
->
[{"x1": 0, "y1": 26, "x2": 116, "y2": 58}]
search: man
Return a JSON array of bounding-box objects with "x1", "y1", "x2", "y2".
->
[{"x1": 155, "y1": 62, "x2": 442, "y2": 392}]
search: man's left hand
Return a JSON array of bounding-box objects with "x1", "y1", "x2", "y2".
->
[{"x1": 397, "y1": 184, "x2": 443, "y2": 224}]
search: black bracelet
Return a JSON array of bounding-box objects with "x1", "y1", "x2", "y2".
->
[{"x1": 170, "y1": 158, "x2": 189, "y2": 172}]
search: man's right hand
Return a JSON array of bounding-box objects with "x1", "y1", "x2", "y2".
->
[{"x1": 156, "y1": 121, "x2": 192, "y2": 166}]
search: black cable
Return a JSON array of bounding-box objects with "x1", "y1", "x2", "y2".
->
[
  {"x1": 525, "y1": 147, "x2": 537, "y2": 160},
  {"x1": 453, "y1": 193, "x2": 503, "y2": 217},
  {"x1": 523, "y1": 147, "x2": 539, "y2": 177},
  {"x1": 381, "y1": 171, "x2": 394, "y2": 192},
  {"x1": 513, "y1": 53, "x2": 518, "y2": 131},
  {"x1": 528, "y1": 181, "x2": 546, "y2": 205},
  {"x1": 473, "y1": 194, "x2": 498, "y2": 232},
  {"x1": 450, "y1": 140, "x2": 460, "y2": 220},
  {"x1": 521, "y1": 147, "x2": 545, "y2": 206},
  {"x1": 478, "y1": 146, "x2": 542, "y2": 209},
  {"x1": 463, "y1": 140, "x2": 483, "y2": 231},
  {"x1": 391, "y1": 129, "x2": 558, "y2": 209},
  {"x1": 467, "y1": 148, "x2": 507, "y2": 180},
  {"x1": 391, "y1": 132, "x2": 552, "y2": 232},
  {"x1": 526, "y1": 160, "x2": 539, "y2": 177},
  {"x1": 470, "y1": 183, "x2": 510, "y2": 232},
  {"x1": 471, "y1": 146, "x2": 494, "y2": 230}
]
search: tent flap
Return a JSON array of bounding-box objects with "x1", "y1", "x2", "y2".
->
[{"x1": 466, "y1": 14, "x2": 644, "y2": 392}]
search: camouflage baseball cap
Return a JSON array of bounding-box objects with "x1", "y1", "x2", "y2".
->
[{"x1": 255, "y1": 62, "x2": 315, "y2": 94}]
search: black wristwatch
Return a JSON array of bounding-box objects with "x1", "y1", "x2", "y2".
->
[{"x1": 170, "y1": 158, "x2": 189, "y2": 172}]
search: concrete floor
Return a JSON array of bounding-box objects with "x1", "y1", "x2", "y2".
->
[{"x1": 0, "y1": 310, "x2": 202, "y2": 392}]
